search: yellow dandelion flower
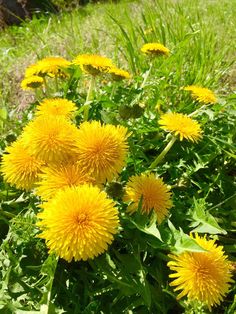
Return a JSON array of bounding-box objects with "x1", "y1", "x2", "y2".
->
[
  {"x1": 25, "y1": 63, "x2": 41, "y2": 78},
  {"x1": 35, "y1": 98, "x2": 77, "y2": 118},
  {"x1": 1, "y1": 139, "x2": 44, "y2": 190},
  {"x1": 124, "y1": 173, "x2": 172, "y2": 224},
  {"x1": 108, "y1": 67, "x2": 131, "y2": 81},
  {"x1": 37, "y1": 185, "x2": 120, "y2": 262},
  {"x1": 25, "y1": 57, "x2": 71, "y2": 77},
  {"x1": 21, "y1": 116, "x2": 79, "y2": 163},
  {"x1": 36, "y1": 163, "x2": 94, "y2": 200},
  {"x1": 21, "y1": 76, "x2": 44, "y2": 90},
  {"x1": 159, "y1": 112, "x2": 202, "y2": 142},
  {"x1": 183, "y1": 85, "x2": 217, "y2": 104},
  {"x1": 167, "y1": 233, "x2": 234, "y2": 310},
  {"x1": 141, "y1": 43, "x2": 170, "y2": 56},
  {"x1": 76, "y1": 121, "x2": 129, "y2": 183},
  {"x1": 73, "y1": 54, "x2": 114, "y2": 75}
]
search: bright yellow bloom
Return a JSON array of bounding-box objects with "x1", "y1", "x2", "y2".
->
[
  {"x1": 37, "y1": 185, "x2": 120, "y2": 262},
  {"x1": 76, "y1": 121, "x2": 129, "y2": 183},
  {"x1": 124, "y1": 173, "x2": 172, "y2": 223},
  {"x1": 141, "y1": 43, "x2": 170, "y2": 56},
  {"x1": 159, "y1": 112, "x2": 202, "y2": 142},
  {"x1": 21, "y1": 76, "x2": 44, "y2": 90},
  {"x1": 108, "y1": 67, "x2": 131, "y2": 81},
  {"x1": 0, "y1": 140, "x2": 44, "y2": 190},
  {"x1": 73, "y1": 54, "x2": 114, "y2": 75},
  {"x1": 36, "y1": 163, "x2": 94, "y2": 200},
  {"x1": 25, "y1": 57, "x2": 71, "y2": 77},
  {"x1": 21, "y1": 116, "x2": 79, "y2": 163},
  {"x1": 183, "y1": 85, "x2": 217, "y2": 104},
  {"x1": 25, "y1": 63, "x2": 41, "y2": 78},
  {"x1": 168, "y1": 233, "x2": 234, "y2": 310},
  {"x1": 35, "y1": 98, "x2": 77, "y2": 118}
]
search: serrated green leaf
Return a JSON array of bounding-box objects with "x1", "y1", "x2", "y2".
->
[
  {"x1": 190, "y1": 198, "x2": 227, "y2": 235},
  {"x1": 168, "y1": 220, "x2": 207, "y2": 253},
  {"x1": 130, "y1": 212, "x2": 162, "y2": 242}
]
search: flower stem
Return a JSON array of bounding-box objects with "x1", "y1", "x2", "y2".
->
[
  {"x1": 110, "y1": 84, "x2": 117, "y2": 100},
  {"x1": 189, "y1": 104, "x2": 207, "y2": 117},
  {"x1": 55, "y1": 74, "x2": 58, "y2": 92},
  {"x1": 130, "y1": 63, "x2": 153, "y2": 106},
  {"x1": 0, "y1": 210, "x2": 15, "y2": 219},
  {"x1": 84, "y1": 76, "x2": 96, "y2": 121},
  {"x1": 141, "y1": 63, "x2": 153, "y2": 89},
  {"x1": 43, "y1": 76, "x2": 48, "y2": 96},
  {"x1": 149, "y1": 135, "x2": 177, "y2": 169},
  {"x1": 44, "y1": 254, "x2": 58, "y2": 311}
]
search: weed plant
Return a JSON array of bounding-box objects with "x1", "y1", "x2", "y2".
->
[{"x1": 0, "y1": 0, "x2": 235, "y2": 313}]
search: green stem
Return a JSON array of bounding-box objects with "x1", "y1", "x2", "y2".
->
[
  {"x1": 208, "y1": 192, "x2": 236, "y2": 212},
  {"x1": 84, "y1": 76, "x2": 96, "y2": 121},
  {"x1": 141, "y1": 63, "x2": 153, "y2": 89},
  {"x1": 55, "y1": 74, "x2": 58, "y2": 92},
  {"x1": 149, "y1": 135, "x2": 177, "y2": 169},
  {"x1": 43, "y1": 76, "x2": 48, "y2": 95},
  {"x1": 189, "y1": 104, "x2": 207, "y2": 117},
  {"x1": 44, "y1": 254, "x2": 58, "y2": 312},
  {"x1": 130, "y1": 63, "x2": 153, "y2": 106},
  {"x1": 110, "y1": 84, "x2": 117, "y2": 100},
  {"x1": 0, "y1": 210, "x2": 16, "y2": 219}
]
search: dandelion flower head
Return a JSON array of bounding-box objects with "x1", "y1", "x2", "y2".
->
[
  {"x1": 36, "y1": 163, "x2": 94, "y2": 200},
  {"x1": 1, "y1": 139, "x2": 44, "y2": 190},
  {"x1": 108, "y1": 67, "x2": 131, "y2": 81},
  {"x1": 183, "y1": 85, "x2": 217, "y2": 104},
  {"x1": 124, "y1": 173, "x2": 172, "y2": 224},
  {"x1": 25, "y1": 57, "x2": 71, "y2": 77},
  {"x1": 21, "y1": 76, "x2": 44, "y2": 90},
  {"x1": 21, "y1": 116, "x2": 79, "y2": 163},
  {"x1": 37, "y1": 185, "x2": 120, "y2": 261},
  {"x1": 35, "y1": 98, "x2": 77, "y2": 118},
  {"x1": 141, "y1": 43, "x2": 170, "y2": 56},
  {"x1": 25, "y1": 63, "x2": 41, "y2": 78},
  {"x1": 168, "y1": 233, "x2": 234, "y2": 310},
  {"x1": 159, "y1": 112, "x2": 202, "y2": 142},
  {"x1": 76, "y1": 121, "x2": 129, "y2": 183},
  {"x1": 73, "y1": 54, "x2": 114, "y2": 75}
]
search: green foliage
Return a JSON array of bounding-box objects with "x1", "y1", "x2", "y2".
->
[{"x1": 0, "y1": 0, "x2": 235, "y2": 313}]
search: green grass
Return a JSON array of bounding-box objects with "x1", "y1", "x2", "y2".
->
[
  {"x1": 0, "y1": 0, "x2": 235, "y2": 110},
  {"x1": 0, "y1": 1, "x2": 235, "y2": 313}
]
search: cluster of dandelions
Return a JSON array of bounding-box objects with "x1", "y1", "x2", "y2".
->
[{"x1": 1, "y1": 43, "x2": 233, "y2": 311}]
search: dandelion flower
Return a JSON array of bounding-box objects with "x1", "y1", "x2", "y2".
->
[
  {"x1": 35, "y1": 98, "x2": 77, "y2": 118},
  {"x1": 141, "y1": 43, "x2": 170, "y2": 56},
  {"x1": 167, "y1": 233, "x2": 234, "y2": 310},
  {"x1": 108, "y1": 67, "x2": 131, "y2": 81},
  {"x1": 36, "y1": 163, "x2": 94, "y2": 200},
  {"x1": 1, "y1": 140, "x2": 44, "y2": 190},
  {"x1": 37, "y1": 185, "x2": 120, "y2": 262},
  {"x1": 25, "y1": 57, "x2": 71, "y2": 77},
  {"x1": 25, "y1": 63, "x2": 41, "y2": 78},
  {"x1": 21, "y1": 116, "x2": 79, "y2": 163},
  {"x1": 73, "y1": 54, "x2": 114, "y2": 75},
  {"x1": 159, "y1": 112, "x2": 202, "y2": 142},
  {"x1": 76, "y1": 121, "x2": 129, "y2": 183},
  {"x1": 124, "y1": 173, "x2": 172, "y2": 224},
  {"x1": 183, "y1": 85, "x2": 217, "y2": 104},
  {"x1": 21, "y1": 76, "x2": 44, "y2": 90}
]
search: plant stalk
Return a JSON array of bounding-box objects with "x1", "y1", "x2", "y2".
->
[
  {"x1": 149, "y1": 135, "x2": 177, "y2": 169},
  {"x1": 84, "y1": 76, "x2": 96, "y2": 121},
  {"x1": 55, "y1": 74, "x2": 58, "y2": 92},
  {"x1": 130, "y1": 63, "x2": 153, "y2": 106}
]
